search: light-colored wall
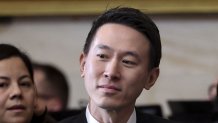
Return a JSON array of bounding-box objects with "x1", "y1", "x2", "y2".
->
[{"x1": 0, "y1": 15, "x2": 217, "y2": 116}]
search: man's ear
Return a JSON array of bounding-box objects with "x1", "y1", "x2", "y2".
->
[
  {"x1": 79, "y1": 52, "x2": 86, "y2": 78},
  {"x1": 144, "y1": 67, "x2": 159, "y2": 90}
]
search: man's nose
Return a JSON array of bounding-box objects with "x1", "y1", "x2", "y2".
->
[{"x1": 103, "y1": 59, "x2": 121, "y2": 81}]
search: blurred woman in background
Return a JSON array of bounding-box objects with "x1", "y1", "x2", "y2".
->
[{"x1": 0, "y1": 43, "x2": 56, "y2": 123}]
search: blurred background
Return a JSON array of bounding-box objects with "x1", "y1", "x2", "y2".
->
[{"x1": 0, "y1": 0, "x2": 218, "y2": 121}]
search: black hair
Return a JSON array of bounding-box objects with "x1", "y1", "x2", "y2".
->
[
  {"x1": 0, "y1": 43, "x2": 33, "y2": 80},
  {"x1": 84, "y1": 7, "x2": 161, "y2": 69}
]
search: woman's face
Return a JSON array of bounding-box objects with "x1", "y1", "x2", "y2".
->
[{"x1": 0, "y1": 57, "x2": 36, "y2": 123}]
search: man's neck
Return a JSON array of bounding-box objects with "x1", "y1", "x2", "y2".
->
[{"x1": 87, "y1": 103, "x2": 135, "y2": 123}]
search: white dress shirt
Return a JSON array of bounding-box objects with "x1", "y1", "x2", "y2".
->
[{"x1": 86, "y1": 106, "x2": 136, "y2": 123}]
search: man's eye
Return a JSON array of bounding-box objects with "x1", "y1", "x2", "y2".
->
[
  {"x1": 122, "y1": 60, "x2": 137, "y2": 66},
  {"x1": 97, "y1": 54, "x2": 107, "y2": 59}
]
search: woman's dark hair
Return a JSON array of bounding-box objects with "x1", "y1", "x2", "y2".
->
[
  {"x1": 0, "y1": 44, "x2": 33, "y2": 80},
  {"x1": 84, "y1": 7, "x2": 161, "y2": 69}
]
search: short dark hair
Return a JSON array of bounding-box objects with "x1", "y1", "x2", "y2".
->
[
  {"x1": 0, "y1": 43, "x2": 33, "y2": 80},
  {"x1": 33, "y1": 63, "x2": 69, "y2": 109},
  {"x1": 84, "y1": 7, "x2": 161, "y2": 69}
]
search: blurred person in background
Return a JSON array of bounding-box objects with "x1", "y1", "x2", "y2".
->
[
  {"x1": 208, "y1": 78, "x2": 218, "y2": 101},
  {"x1": 33, "y1": 63, "x2": 69, "y2": 113},
  {"x1": 211, "y1": 78, "x2": 218, "y2": 123}
]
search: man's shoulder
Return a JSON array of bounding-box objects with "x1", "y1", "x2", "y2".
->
[
  {"x1": 59, "y1": 112, "x2": 87, "y2": 123},
  {"x1": 136, "y1": 111, "x2": 177, "y2": 123}
]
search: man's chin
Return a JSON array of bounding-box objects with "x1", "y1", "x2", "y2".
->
[{"x1": 98, "y1": 102, "x2": 122, "y2": 111}]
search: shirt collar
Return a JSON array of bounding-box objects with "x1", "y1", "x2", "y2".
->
[
  {"x1": 85, "y1": 106, "x2": 136, "y2": 123},
  {"x1": 86, "y1": 106, "x2": 99, "y2": 123}
]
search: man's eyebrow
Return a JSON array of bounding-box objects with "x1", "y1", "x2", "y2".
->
[
  {"x1": 124, "y1": 51, "x2": 141, "y2": 60},
  {"x1": 95, "y1": 44, "x2": 113, "y2": 51},
  {"x1": 95, "y1": 44, "x2": 141, "y2": 60}
]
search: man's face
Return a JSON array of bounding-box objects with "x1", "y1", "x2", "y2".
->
[{"x1": 80, "y1": 23, "x2": 159, "y2": 110}]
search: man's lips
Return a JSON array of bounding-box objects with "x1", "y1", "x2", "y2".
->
[{"x1": 97, "y1": 85, "x2": 121, "y2": 91}]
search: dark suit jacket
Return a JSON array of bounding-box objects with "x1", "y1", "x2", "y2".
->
[{"x1": 59, "y1": 110, "x2": 176, "y2": 123}]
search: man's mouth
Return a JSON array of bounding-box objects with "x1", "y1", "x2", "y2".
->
[{"x1": 98, "y1": 84, "x2": 121, "y2": 92}]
